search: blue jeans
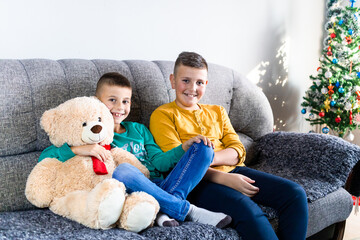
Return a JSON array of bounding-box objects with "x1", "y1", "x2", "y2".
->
[
  {"x1": 188, "y1": 167, "x2": 308, "y2": 240},
  {"x1": 112, "y1": 142, "x2": 214, "y2": 221}
]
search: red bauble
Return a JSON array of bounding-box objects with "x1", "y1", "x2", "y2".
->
[
  {"x1": 330, "y1": 33, "x2": 336, "y2": 39},
  {"x1": 327, "y1": 51, "x2": 333, "y2": 56},
  {"x1": 335, "y1": 116, "x2": 341, "y2": 123},
  {"x1": 319, "y1": 112, "x2": 325, "y2": 117}
]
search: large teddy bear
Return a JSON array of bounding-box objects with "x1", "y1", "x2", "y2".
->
[{"x1": 25, "y1": 96, "x2": 160, "y2": 232}]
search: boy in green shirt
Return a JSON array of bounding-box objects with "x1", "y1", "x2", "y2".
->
[{"x1": 39, "y1": 72, "x2": 231, "y2": 228}]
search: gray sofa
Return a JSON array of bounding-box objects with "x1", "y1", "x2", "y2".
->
[{"x1": 0, "y1": 59, "x2": 359, "y2": 240}]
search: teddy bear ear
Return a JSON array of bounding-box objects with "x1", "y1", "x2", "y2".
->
[{"x1": 40, "y1": 108, "x2": 58, "y2": 134}]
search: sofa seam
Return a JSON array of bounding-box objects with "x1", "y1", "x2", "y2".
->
[
  {"x1": 90, "y1": 59, "x2": 102, "y2": 84},
  {"x1": 57, "y1": 60, "x2": 72, "y2": 97},
  {"x1": 123, "y1": 60, "x2": 144, "y2": 121},
  {"x1": 153, "y1": 61, "x2": 172, "y2": 103},
  {"x1": 18, "y1": 59, "x2": 38, "y2": 150}
]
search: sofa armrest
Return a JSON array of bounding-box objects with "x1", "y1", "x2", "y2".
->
[{"x1": 252, "y1": 131, "x2": 360, "y2": 202}]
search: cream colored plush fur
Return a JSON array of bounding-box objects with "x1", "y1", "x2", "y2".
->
[{"x1": 25, "y1": 96, "x2": 159, "y2": 232}]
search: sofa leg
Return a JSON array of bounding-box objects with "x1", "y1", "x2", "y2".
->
[{"x1": 332, "y1": 220, "x2": 346, "y2": 240}]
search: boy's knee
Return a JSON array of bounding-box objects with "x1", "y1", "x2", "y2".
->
[
  {"x1": 288, "y1": 182, "x2": 307, "y2": 203},
  {"x1": 112, "y1": 163, "x2": 138, "y2": 181},
  {"x1": 194, "y1": 141, "x2": 214, "y2": 161}
]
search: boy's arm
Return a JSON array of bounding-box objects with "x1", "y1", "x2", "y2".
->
[
  {"x1": 212, "y1": 148, "x2": 239, "y2": 166},
  {"x1": 150, "y1": 109, "x2": 183, "y2": 152},
  {"x1": 217, "y1": 106, "x2": 246, "y2": 166},
  {"x1": 39, "y1": 144, "x2": 111, "y2": 163},
  {"x1": 141, "y1": 124, "x2": 185, "y2": 172},
  {"x1": 38, "y1": 144, "x2": 75, "y2": 162},
  {"x1": 204, "y1": 168, "x2": 259, "y2": 197}
]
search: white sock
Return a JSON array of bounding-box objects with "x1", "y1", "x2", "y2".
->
[
  {"x1": 186, "y1": 204, "x2": 232, "y2": 228},
  {"x1": 156, "y1": 212, "x2": 179, "y2": 227}
]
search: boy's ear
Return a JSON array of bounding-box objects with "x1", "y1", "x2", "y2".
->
[{"x1": 170, "y1": 74, "x2": 176, "y2": 89}]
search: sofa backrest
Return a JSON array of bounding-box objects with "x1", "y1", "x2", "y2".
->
[{"x1": 0, "y1": 59, "x2": 273, "y2": 212}]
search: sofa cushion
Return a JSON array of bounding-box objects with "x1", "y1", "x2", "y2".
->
[
  {"x1": 0, "y1": 209, "x2": 239, "y2": 240},
  {"x1": 0, "y1": 60, "x2": 37, "y2": 156},
  {"x1": 0, "y1": 152, "x2": 39, "y2": 212},
  {"x1": 306, "y1": 188, "x2": 352, "y2": 237},
  {"x1": 253, "y1": 131, "x2": 360, "y2": 202}
]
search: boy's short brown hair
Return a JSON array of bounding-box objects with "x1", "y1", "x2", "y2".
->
[
  {"x1": 174, "y1": 52, "x2": 208, "y2": 75},
  {"x1": 96, "y1": 72, "x2": 132, "y2": 96}
]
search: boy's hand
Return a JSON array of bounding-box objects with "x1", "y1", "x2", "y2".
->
[
  {"x1": 225, "y1": 173, "x2": 259, "y2": 197},
  {"x1": 70, "y1": 144, "x2": 111, "y2": 162},
  {"x1": 182, "y1": 135, "x2": 214, "y2": 152}
]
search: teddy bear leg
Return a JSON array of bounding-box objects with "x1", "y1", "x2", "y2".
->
[
  {"x1": 25, "y1": 158, "x2": 62, "y2": 208},
  {"x1": 50, "y1": 179, "x2": 126, "y2": 229},
  {"x1": 118, "y1": 192, "x2": 160, "y2": 232}
]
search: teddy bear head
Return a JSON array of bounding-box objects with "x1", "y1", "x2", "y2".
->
[{"x1": 40, "y1": 96, "x2": 114, "y2": 147}]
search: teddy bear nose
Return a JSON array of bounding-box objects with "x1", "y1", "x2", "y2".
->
[{"x1": 91, "y1": 125, "x2": 102, "y2": 134}]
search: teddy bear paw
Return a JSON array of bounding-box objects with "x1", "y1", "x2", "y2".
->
[
  {"x1": 97, "y1": 181, "x2": 126, "y2": 229},
  {"x1": 121, "y1": 202, "x2": 157, "y2": 232}
]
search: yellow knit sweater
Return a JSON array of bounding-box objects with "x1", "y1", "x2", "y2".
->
[{"x1": 150, "y1": 101, "x2": 246, "y2": 173}]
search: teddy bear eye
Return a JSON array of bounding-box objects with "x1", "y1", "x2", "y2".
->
[
  {"x1": 82, "y1": 122, "x2": 87, "y2": 127},
  {"x1": 98, "y1": 117, "x2": 101, "y2": 122}
]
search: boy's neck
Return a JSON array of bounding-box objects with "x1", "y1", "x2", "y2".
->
[
  {"x1": 174, "y1": 100, "x2": 200, "y2": 111},
  {"x1": 114, "y1": 123, "x2": 126, "y2": 134}
]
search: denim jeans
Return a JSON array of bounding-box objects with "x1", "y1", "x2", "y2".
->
[
  {"x1": 112, "y1": 142, "x2": 214, "y2": 221},
  {"x1": 188, "y1": 167, "x2": 308, "y2": 240}
]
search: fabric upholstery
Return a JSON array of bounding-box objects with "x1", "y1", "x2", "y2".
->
[
  {"x1": 306, "y1": 188, "x2": 352, "y2": 237},
  {"x1": 253, "y1": 131, "x2": 360, "y2": 202},
  {"x1": 0, "y1": 59, "x2": 355, "y2": 239},
  {"x1": 0, "y1": 209, "x2": 239, "y2": 240}
]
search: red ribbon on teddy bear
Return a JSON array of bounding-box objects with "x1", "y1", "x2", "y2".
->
[{"x1": 91, "y1": 144, "x2": 111, "y2": 175}]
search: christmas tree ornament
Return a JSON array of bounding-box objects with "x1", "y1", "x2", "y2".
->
[
  {"x1": 301, "y1": 0, "x2": 360, "y2": 138},
  {"x1": 351, "y1": 0, "x2": 357, "y2": 8},
  {"x1": 335, "y1": 115, "x2": 342, "y2": 123},
  {"x1": 324, "y1": 98, "x2": 331, "y2": 112},
  {"x1": 345, "y1": 102, "x2": 353, "y2": 110},
  {"x1": 328, "y1": 85, "x2": 335, "y2": 95},
  {"x1": 354, "y1": 112, "x2": 360, "y2": 123},
  {"x1": 325, "y1": 71, "x2": 333, "y2": 78},
  {"x1": 322, "y1": 126, "x2": 330, "y2": 134},
  {"x1": 345, "y1": 131, "x2": 355, "y2": 141},
  {"x1": 346, "y1": 36, "x2": 353, "y2": 43},
  {"x1": 301, "y1": 108, "x2": 307, "y2": 114}
]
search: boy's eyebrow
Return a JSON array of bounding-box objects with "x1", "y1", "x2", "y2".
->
[{"x1": 109, "y1": 95, "x2": 131, "y2": 99}]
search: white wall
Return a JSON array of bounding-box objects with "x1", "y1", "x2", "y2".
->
[{"x1": 1, "y1": 0, "x2": 332, "y2": 139}]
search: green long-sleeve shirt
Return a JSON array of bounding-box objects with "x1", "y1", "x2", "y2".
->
[{"x1": 39, "y1": 121, "x2": 185, "y2": 179}]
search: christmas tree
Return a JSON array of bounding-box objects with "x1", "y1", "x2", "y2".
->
[{"x1": 301, "y1": 0, "x2": 360, "y2": 139}]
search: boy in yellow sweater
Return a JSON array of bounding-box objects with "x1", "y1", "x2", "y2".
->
[{"x1": 150, "y1": 52, "x2": 308, "y2": 240}]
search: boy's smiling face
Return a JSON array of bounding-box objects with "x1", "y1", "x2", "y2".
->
[
  {"x1": 96, "y1": 84, "x2": 132, "y2": 129},
  {"x1": 170, "y1": 64, "x2": 208, "y2": 110}
]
